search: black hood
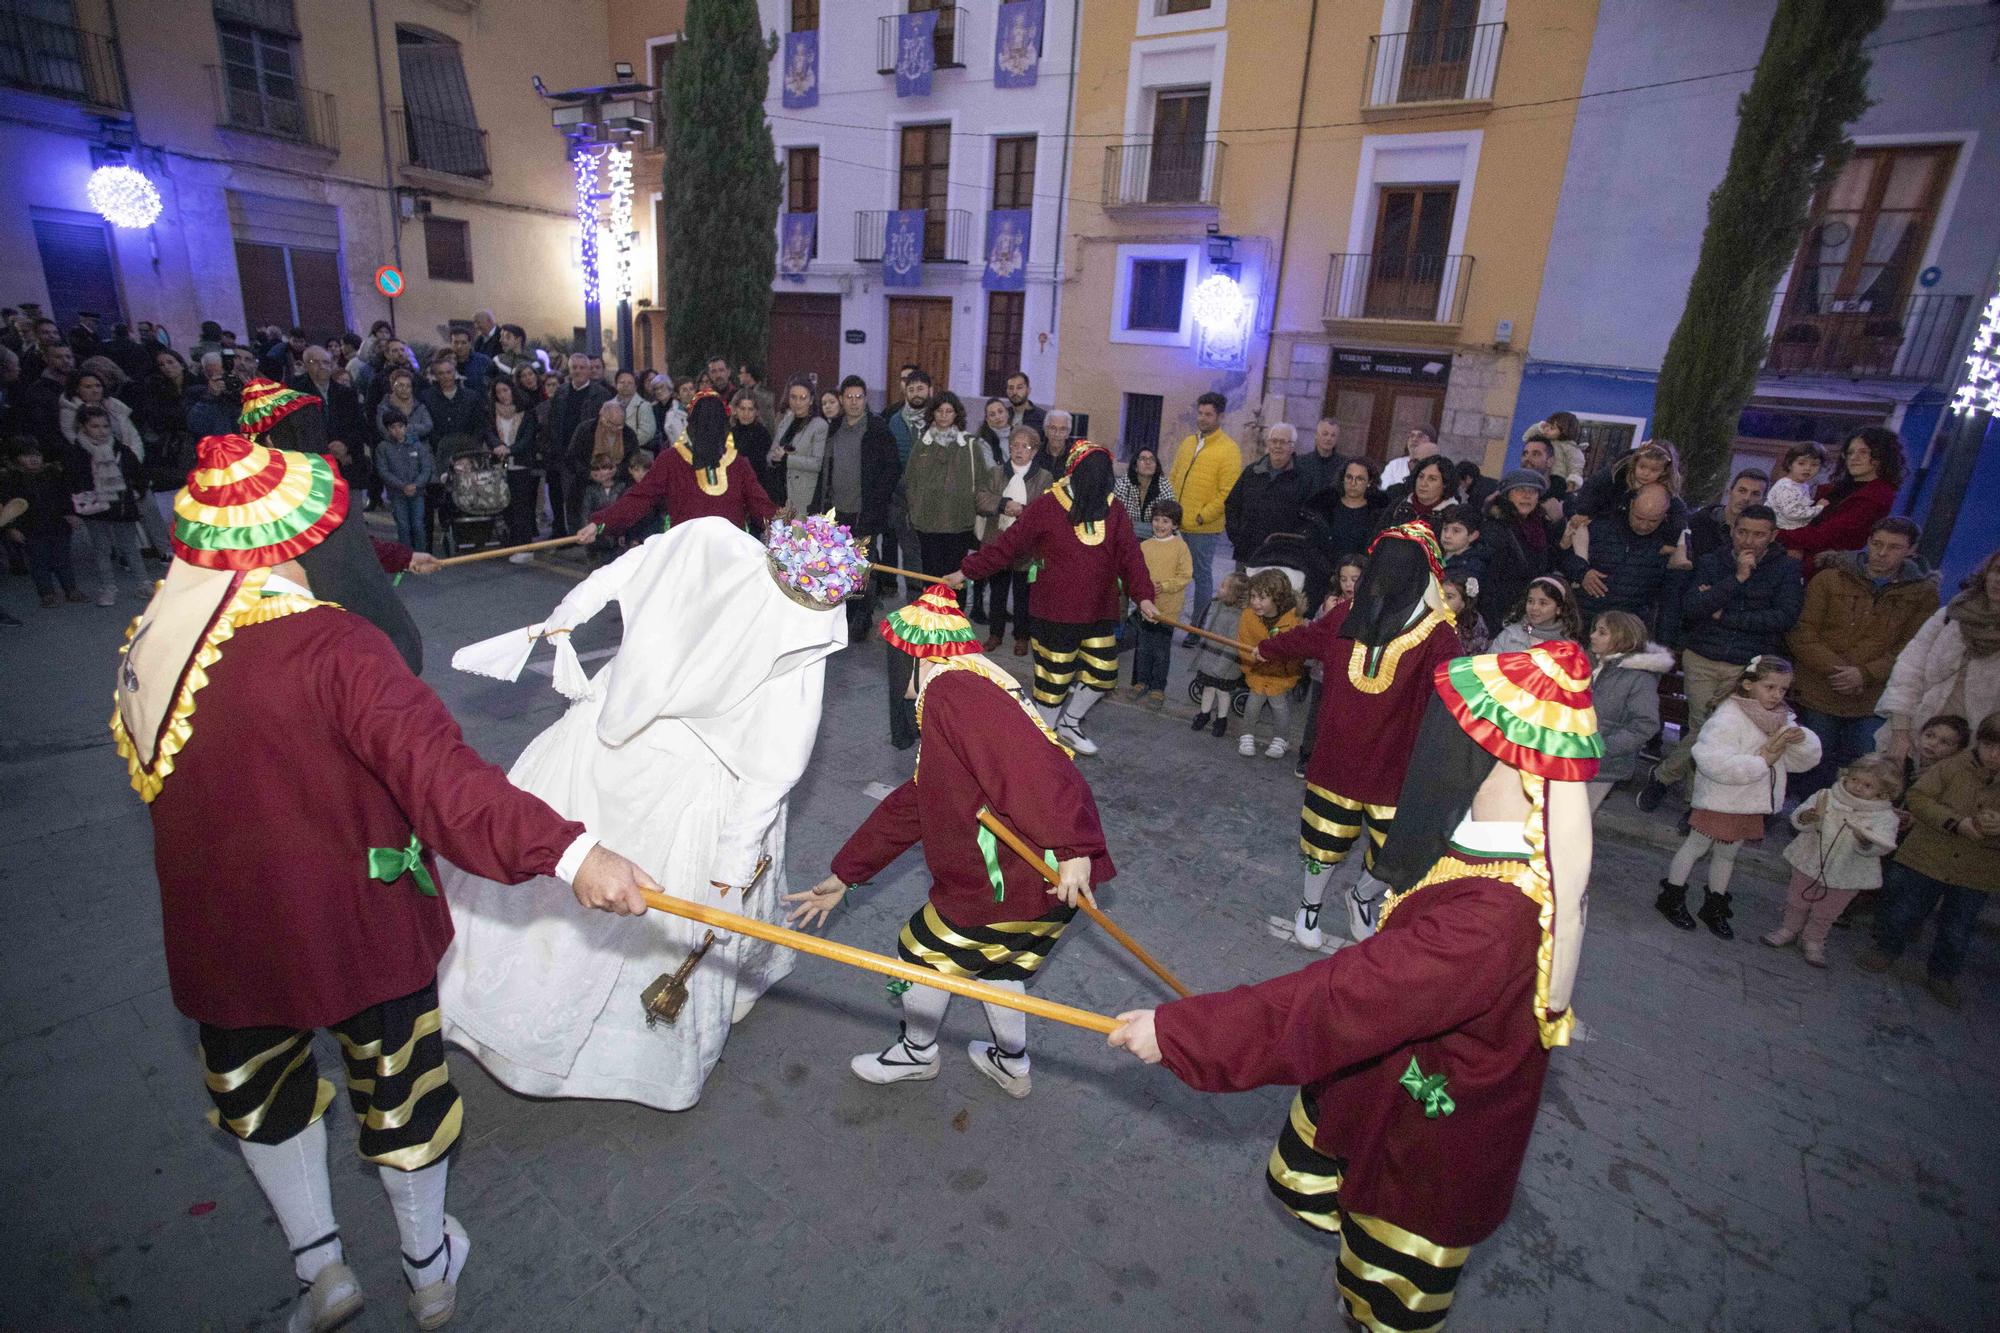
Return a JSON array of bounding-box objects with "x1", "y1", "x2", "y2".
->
[
  {"x1": 1344, "y1": 531, "x2": 1437, "y2": 649},
  {"x1": 1372, "y1": 693, "x2": 1495, "y2": 892},
  {"x1": 297, "y1": 495, "x2": 424, "y2": 675},
  {"x1": 687, "y1": 396, "x2": 730, "y2": 470}
]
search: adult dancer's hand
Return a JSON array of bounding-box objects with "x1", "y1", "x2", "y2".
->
[
  {"x1": 1108, "y1": 1010, "x2": 1161, "y2": 1063},
  {"x1": 571, "y1": 844, "x2": 657, "y2": 916},
  {"x1": 783, "y1": 874, "x2": 847, "y2": 929}
]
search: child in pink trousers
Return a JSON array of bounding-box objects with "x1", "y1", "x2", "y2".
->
[{"x1": 1764, "y1": 755, "x2": 1903, "y2": 967}]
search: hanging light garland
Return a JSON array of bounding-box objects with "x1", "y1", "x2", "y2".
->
[
  {"x1": 1949, "y1": 290, "x2": 2000, "y2": 418},
  {"x1": 87, "y1": 164, "x2": 163, "y2": 229},
  {"x1": 572, "y1": 148, "x2": 601, "y2": 304},
  {"x1": 605, "y1": 144, "x2": 635, "y2": 304}
]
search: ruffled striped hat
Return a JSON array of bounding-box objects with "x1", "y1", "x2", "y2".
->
[
  {"x1": 171, "y1": 433, "x2": 348, "y2": 570},
  {"x1": 1063, "y1": 440, "x2": 1107, "y2": 477},
  {"x1": 1369, "y1": 519, "x2": 1447, "y2": 582},
  {"x1": 880, "y1": 584, "x2": 981, "y2": 659},
  {"x1": 237, "y1": 377, "x2": 318, "y2": 437},
  {"x1": 1434, "y1": 640, "x2": 1602, "y2": 781}
]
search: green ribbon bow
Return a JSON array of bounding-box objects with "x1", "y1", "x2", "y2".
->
[
  {"x1": 885, "y1": 978, "x2": 913, "y2": 1002},
  {"x1": 975, "y1": 806, "x2": 1056, "y2": 902},
  {"x1": 1399, "y1": 1057, "x2": 1455, "y2": 1119},
  {"x1": 367, "y1": 834, "x2": 438, "y2": 898}
]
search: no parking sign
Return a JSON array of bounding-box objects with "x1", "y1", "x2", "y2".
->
[{"x1": 375, "y1": 265, "x2": 405, "y2": 298}]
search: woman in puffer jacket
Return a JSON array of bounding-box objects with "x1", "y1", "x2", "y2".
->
[
  {"x1": 1877, "y1": 550, "x2": 2000, "y2": 764},
  {"x1": 1586, "y1": 609, "x2": 1674, "y2": 811}
]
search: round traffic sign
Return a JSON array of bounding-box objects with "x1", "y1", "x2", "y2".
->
[{"x1": 375, "y1": 265, "x2": 405, "y2": 298}]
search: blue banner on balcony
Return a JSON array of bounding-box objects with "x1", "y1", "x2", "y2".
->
[
  {"x1": 780, "y1": 212, "x2": 815, "y2": 281},
  {"x1": 994, "y1": 0, "x2": 1042, "y2": 89},
  {"x1": 883, "y1": 209, "x2": 925, "y2": 287},
  {"x1": 781, "y1": 31, "x2": 819, "y2": 109},
  {"x1": 895, "y1": 10, "x2": 937, "y2": 98},
  {"x1": 982, "y1": 209, "x2": 1030, "y2": 292}
]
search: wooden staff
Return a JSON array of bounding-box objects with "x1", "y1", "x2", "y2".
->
[
  {"x1": 869, "y1": 561, "x2": 941, "y2": 585},
  {"x1": 975, "y1": 808, "x2": 1192, "y2": 998},
  {"x1": 431, "y1": 535, "x2": 585, "y2": 568},
  {"x1": 1151, "y1": 613, "x2": 1253, "y2": 655},
  {"x1": 638, "y1": 888, "x2": 1120, "y2": 1035}
]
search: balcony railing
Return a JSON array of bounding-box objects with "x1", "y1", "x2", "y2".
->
[
  {"x1": 1324, "y1": 252, "x2": 1474, "y2": 325},
  {"x1": 1364, "y1": 21, "x2": 1505, "y2": 107},
  {"x1": 876, "y1": 7, "x2": 966, "y2": 76},
  {"x1": 208, "y1": 66, "x2": 338, "y2": 150},
  {"x1": 855, "y1": 208, "x2": 974, "y2": 265},
  {"x1": 1103, "y1": 139, "x2": 1225, "y2": 208},
  {"x1": 1764, "y1": 291, "x2": 1972, "y2": 384},
  {"x1": 0, "y1": 14, "x2": 127, "y2": 108},
  {"x1": 393, "y1": 108, "x2": 490, "y2": 179}
]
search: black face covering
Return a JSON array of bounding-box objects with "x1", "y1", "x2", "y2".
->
[
  {"x1": 1065, "y1": 451, "x2": 1113, "y2": 526},
  {"x1": 686, "y1": 396, "x2": 730, "y2": 471},
  {"x1": 262, "y1": 402, "x2": 327, "y2": 455},
  {"x1": 1372, "y1": 693, "x2": 1496, "y2": 892},
  {"x1": 296, "y1": 498, "x2": 425, "y2": 675},
  {"x1": 1343, "y1": 532, "x2": 1436, "y2": 649}
]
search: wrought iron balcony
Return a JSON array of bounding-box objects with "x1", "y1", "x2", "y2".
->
[
  {"x1": 1363, "y1": 21, "x2": 1505, "y2": 107},
  {"x1": 0, "y1": 14, "x2": 127, "y2": 108},
  {"x1": 876, "y1": 6, "x2": 966, "y2": 77},
  {"x1": 855, "y1": 208, "x2": 973, "y2": 265},
  {"x1": 1764, "y1": 291, "x2": 1973, "y2": 384},
  {"x1": 208, "y1": 66, "x2": 338, "y2": 151},
  {"x1": 393, "y1": 108, "x2": 490, "y2": 179},
  {"x1": 1102, "y1": 139, "x2": 1225, "y2": 209},
  {"x1": 1323, "y1": 252, "x2": 1473, "y2": 325}
]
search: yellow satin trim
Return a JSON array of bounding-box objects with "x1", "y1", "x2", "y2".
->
[
  {"x1": 1345, "y1": 1210, "x2": 1472, "y2": 1271},
  {"x1": 206, "y1": 1041, "x2": 314, "y2": 1137},
  {"x1": 336, "y1": 1008, "x2": 442, "y2": 1074},
  {"x1": 1033, "y1": 645, "x2": 1079, "y2": 663},
  {"x1": 204, "y1": 1030, "x2": 305, "y2": 1093},
  {"x1": 1049, "y1": 480, "x2": 1107, "y2": 545},
  {"x1": 672, "y1": 438, "x2": 739, "y2": 496},
  {"x1": 1376, "y1": 774, "x2": 1571, "y2": 1049},
  {"x1": 175, "y1": 461, "x2": 317, "y2": 528},
  {"x1": 364, "y1": 1097, "x2": 463, "y2": 1171},
  {"x1": 1460, "y1": 655, "x2": 1598, "y2": 734},
  {"x1": 1337, "y1": 1249, "x2": 1456, "y2": 1317},
  {"x1": 110, "y1": 568, "x2": 332, "y2": 803},
  {"x1": 1347, "y1": 611, "x2": 1449, "y2": 694}
]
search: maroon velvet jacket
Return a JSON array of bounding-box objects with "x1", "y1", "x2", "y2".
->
[
  {"x1": 147, "y1": 607, "x2": 586, "y2": 1030},
  {"x1": 1259, "y1": 607, "x2": 1462, "y2": 804},
  {"x1": 592, "y1": 451, "x2": 777, "y2": 536},
  {"x1": 831, "y1": 669, "x2": 1114, "y2": 927},
  {"x1": 959, "y1": 492, "x2": 1154, "y2": 625},
  {"x1": 1156, "y1": 864, "x2": 1549, "y2": 1246},
  {"x1": 371, "y1": 536, "x2": 412, "y2": 573}
]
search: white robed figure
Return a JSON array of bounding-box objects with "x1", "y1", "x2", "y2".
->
[{"x1": 438, "y1": 515, "x2": 867, "y2": 1109}]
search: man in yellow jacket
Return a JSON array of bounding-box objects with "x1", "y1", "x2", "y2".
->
[{"x1": 1166, "y1": 390, "x2": 1243, "y2": 633}]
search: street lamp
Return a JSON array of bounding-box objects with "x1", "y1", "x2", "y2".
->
[{"x1": 535, "y1": 66, "x2": 654, "y2": 361}]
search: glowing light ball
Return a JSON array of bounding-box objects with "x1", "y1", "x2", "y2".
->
[
  {"x1": 87, "y1": 164, "x2": 163, "y2": 228},
  {"x1": 1189, "y1": 272, "x2": 1248, "y2": 332}
]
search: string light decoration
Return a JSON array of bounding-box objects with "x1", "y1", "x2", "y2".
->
[
  {"x1": 605, "y1": 144, "x2": 635, "y2": 304},
  {"x1": 1950, "y1": 290, "x2": 2000, "y2": 417},
  {"x1": 572, "y1": 148, "x2": 601, "y2": 304},
  {"x1": 1189, "y1": 272, "x2": 1249, "y2": 334},
  {"x1": 87, "y1": 164, "x2": 163, "y2": 229}
]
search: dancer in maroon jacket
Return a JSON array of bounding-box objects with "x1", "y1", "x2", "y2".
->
[
  {"x1": 578, "y1": 390, "x2": 778, "y2": 541},
  {"x1": 1110, "y1": 643, "x2": 1602, "y2": 1332},
  {"x1": 111, "y1": 432, "x2": 662, "y2": 1333},
  {"x1": 785, "y1": 585, "x2": 1111, "y2": 1099}
]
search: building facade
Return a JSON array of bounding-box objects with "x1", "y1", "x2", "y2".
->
[
  {"x1": 1511, "y1": 0, "x2": 2000, "y2": 583},
  {"x1": 1053, "y1": 0, "x2": 1596, "y2": 475},
  {"x1": 0, "y1": 0, "x2": 608, "y2": 356}
]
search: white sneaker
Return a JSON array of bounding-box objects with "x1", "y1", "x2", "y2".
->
[
  {"x1": 288, "y1": 1261, "x2": 363, "y2": 1333},
  {"x1": 1265, "y1": 737, "x2": 1288, "y2": 759},
  {"x1": 850, "y1": 1028, "x2": 940, "y2": 1084},
  {"x1": 1238, "y1": 733, "x2": 1259, "y2": 757},
  {"x1": 1292, "y1": 902, "x2": 1324, "y2": 950},
  {"x1": 968, "y1": 1040, "x2": 1032, "y2": 1099},
  {"x1": 1058, "y1": 723, "x2": 1099, "y2": 757},
  {"x1": 506, "y1": 552, "x2": 535, "y2": 565},
  {"x1": 405, "y1": 1214, "x2": 469, "y2": 1330}
]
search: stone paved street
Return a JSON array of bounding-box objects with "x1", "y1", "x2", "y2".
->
[{"x1": 2, "y1": 547, "x2": 1996, "y2": 1332}]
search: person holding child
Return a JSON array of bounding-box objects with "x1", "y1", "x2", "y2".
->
[
  {"x1": 1764, "y1": 755, "x2": 1903, "y2": 967},
  {"x1": 1236, "y1": 569, "x2": 1304, "y2": 759},
  {"x1": 1188, "y1": 571, "x2": 1249, "y2": 739},
  {"x1": 1130, "y1": 499, "x2": 1191, "y2": 708},
  {"x1": 1767, "y1": 442, "x2": 1827, "y2": 531},
  {"x1": 1859, "y1": 711, "x2": 2000, "y2": 1008},
  {"x1": 1655, "y1": 655, "x2": 1822, "y2": 938},
  {"x1": 1491, "y1": 574, "x2": 1584, "y2": 654}
]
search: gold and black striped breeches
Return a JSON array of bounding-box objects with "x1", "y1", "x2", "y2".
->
[
  {"x1": 1029, "y1": 617, "x2": 1119, "y2": 706},
  {"x1": 897, "y1": 900, "x2": 1077, "y2": 982},
  {"x1": 1300, "y1": 782, "x2": 1396, "y2": 871},
  {"x1": 1268, "y1": 1091, "x2": 1469, "y2": 1332},
  {"x1": 197, "y1": 980, "x2": 462, "y2": 1172}
]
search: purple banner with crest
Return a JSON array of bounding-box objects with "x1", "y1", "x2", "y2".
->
[
  {"x1": 781, "y1": 31, "x2": 818, "y2": 109},
  {"x1": 895, "y1": 10, "x2": 937, "y2": 98},
  {"x1": 993, "y1": 0, "x2": 1042, "y2": 89},
  {"x1": 883, "y1": 209, "x2": 925, "y2": 287}
]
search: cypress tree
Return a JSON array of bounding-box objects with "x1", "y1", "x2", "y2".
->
[
  {"x1": 660, "y1": 0, "x2": 780, "y2": 379},
  {"x1": 1653, "y1": 0, "x2": 1885, "y2": 501}
]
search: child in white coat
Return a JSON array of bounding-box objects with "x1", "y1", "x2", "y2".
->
[
  {"x1": 1656, "y1": 655, "x2": 1823, "y2": 939},
  {"x1": 1763, "y1": 755, "x2": 1903, "y2": 967}
]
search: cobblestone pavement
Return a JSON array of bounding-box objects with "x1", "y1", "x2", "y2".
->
[{"x1": 1, "y1": 548, "x2": 1994, "y2": 1332}]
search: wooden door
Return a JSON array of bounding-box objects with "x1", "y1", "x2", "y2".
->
[
  {"x1": 1368, "y1": 186, "x2": 1455, "y2": 320},
  {"x1": 1400, "y1": 0, "x2": 1478, "y2": 102},
  {"x1": 887, "y1": 297, "x2": 951, "y2": 389},
  {"x1": 1148, "y1": 88, "x2": 1209, "y2": 203},
  {"x1": 767, "y1": 292, "x2": 842, "y2": 397},
  {"x1": 899, "y1": 123, "x2": 951, "y2": 262},
  {"x1": 1322, "y1": 376, "x2": 1444, "y2": 467}
]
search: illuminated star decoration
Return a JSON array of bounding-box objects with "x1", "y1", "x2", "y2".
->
[
  {"x1": 572, "y1": 149, "x2": 601, "y2": 304},
  {"x1": 1950, "y1": 290, "x2": 2000, "y2": 417},
  {"x1": 87, "y1": 164, "x2": 163, "y2": 229}
]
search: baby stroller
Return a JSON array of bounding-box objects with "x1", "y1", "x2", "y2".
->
[{"x1": 439, "y1": 442, "x2": 508, "y2": 556}]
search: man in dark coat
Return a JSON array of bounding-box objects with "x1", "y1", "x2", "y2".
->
[
  {"x1": 1224, "y1": 424, "x2": 1312, "y2": 564},
  {"x1": 813, "y1": 375, "x2": 903, "y2": 638},
  {"x1": 1562, "y1": 482, "x2": 1685, "y2": 635}
]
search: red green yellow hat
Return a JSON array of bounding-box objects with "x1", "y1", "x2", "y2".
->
[
  {"x1": 237, "y1": 377, "x2": 319, "y2": 437},
  {"x1": 1063, "y1": 440, "x2": 1108, "y2": 477},
  {"x1": 880, "y1": 584, "x2": 981, "y2": 659},
  {"x1": 171, "y1": 433, "x2": 349, "y2": 570},
  {"x1": 1434, "y1": 640, "x2": 1603, "y2": 782},
  {"x1": 1369, "y1": 519, "x2": 1447, "y2": 582}
]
